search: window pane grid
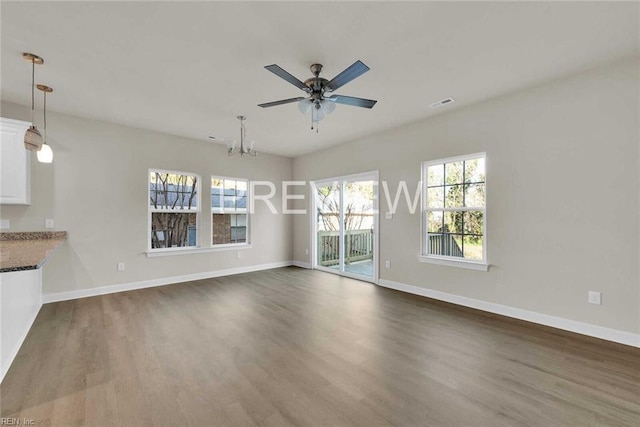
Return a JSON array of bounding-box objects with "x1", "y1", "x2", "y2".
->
[
  {"x1": 149, "y1": 170, "x2": 199, "y2": 250},
  {"x1": 212, "y1": 213, "x2": 248, "y2": 245},
  {"x1": 212, "y1": 177, "x2": 248, "y2": 212},
  {"x1": 149, "y1": 172, "x2": 199, "y2": 210},
  {"x1": 150, "y1": 208, "x2": 198, "y2": 213},
  {"x1": 427, "y1": 180, "x2": 484, "y2": 188},
  {"x1": 211, "y1": 176, "x2": 249, "y2": 246},
  {"x1": 423, "y1": 155, "x2": 485, "y2": 262},
  {"x1": 425, "y1": 207, "x2": 485, "y2": 212}
]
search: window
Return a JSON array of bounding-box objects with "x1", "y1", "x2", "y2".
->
[
  {"x1": 149, "y1": 170, "x2": 199, "y2": 250},
  {"x1": 422, "y1": 153, "x2": 486, "y2": 267},
  {"x1": 211, "y1": 177, "x2": 249, "y2": 245}
]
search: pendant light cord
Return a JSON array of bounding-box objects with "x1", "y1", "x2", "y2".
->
[
  {"x1": 30, "y1": 59, "x2": 35, "y2": 124},
  {"x1": 43, "y1": 91, "x2": 47, "y2": 142}
]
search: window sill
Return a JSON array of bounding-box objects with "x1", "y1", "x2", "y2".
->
[
  {"x1": 417, "y1": 255, "x2": 489, "y2": 271},
  {"x1": 146, "y1": 244, "x2": 252, "y2": 258}
]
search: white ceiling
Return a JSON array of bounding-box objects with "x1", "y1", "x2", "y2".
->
[{"x1": 1, "y1": 1, "x2": 638, "y2": 157}]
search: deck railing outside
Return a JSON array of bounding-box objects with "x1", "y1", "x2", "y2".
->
[
  {"x1": 428, "y1": 234, "x2": 464, "y2": 258},
  {"x1": 318, "y1": 231, "x2": 464, "y2": 267},
  {"x1": 318, "y1": 229, "x2": 373, "y2": 266}
]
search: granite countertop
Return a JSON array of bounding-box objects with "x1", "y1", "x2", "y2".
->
[{"x1": 0, "y1": 232, "x2": 67, "y2": 273}]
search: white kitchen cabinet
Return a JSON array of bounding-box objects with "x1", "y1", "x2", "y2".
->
[
  {"x1": 0, "y1": 117, "x2": 31, "y2": 205},
  {"x1": 0, "y1": 268, "x2": 42, "y2": 381}
]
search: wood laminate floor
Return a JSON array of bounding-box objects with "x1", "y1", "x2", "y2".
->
[{"x1": 1, "y1": 267, "x2": 639, "y2": 426}]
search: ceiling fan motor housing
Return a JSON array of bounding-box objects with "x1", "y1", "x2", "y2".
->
[
  {"x1": 304, "y1": 77, "x2": 329, "y2": 94},
  {"x1": 305, "y1": 63, "x2": 332, "y2": 95}
]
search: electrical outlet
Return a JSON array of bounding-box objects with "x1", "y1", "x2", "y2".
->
[
  {"x1": 237, "y1": 251, "x2": 242, "y2": 259},
  {"x1": 45, "y1": 219, "x2": 54, "y2": 229},
  {"x1": 385, "y1": 260, "x2": 391, "y2": 269},
  {"x1": 305, "y1": 248, "x2": 309, "y2": 255},
  {"x1": 117, "y1": 262, "x2": 125, "y2": 271},
  {"x1": 0, "y1": 219, "x2": 9, "y2": 230},
  {"x1": 588, "y1": 291, "x2": 601, "y2": 305}
]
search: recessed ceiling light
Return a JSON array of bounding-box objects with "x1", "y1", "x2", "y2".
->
[{"x1": 429, "y1": 98, "x2": 454, "y2": 109}]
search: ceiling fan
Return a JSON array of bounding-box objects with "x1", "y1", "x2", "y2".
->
[{"x1": 258, "y1": 60, "x2": 377, "y2": 129}]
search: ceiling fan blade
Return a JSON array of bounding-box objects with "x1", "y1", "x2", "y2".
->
[
  {"x1": 258, "y1": 97, "x2": 306, "y2": 108},
  {"x1": 327, "y1": 95, "x2": 377, "y2": 109},
  {"x1": 326, "y1": 60, "x2": 370, "y2": 91},
  {"x1": 264, "y1": 64, "x2": 308, "y2": 91}
]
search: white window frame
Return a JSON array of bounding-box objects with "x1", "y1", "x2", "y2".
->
[
  {"x1": 147, "y1": 168, "x2": 201, "y2": 254},
  {"x1": 210, "y1": 175, "x2": 251, "y2": 248},
  {"x1": 419, "y1": 153, "x2": 488, "y2": 271}
]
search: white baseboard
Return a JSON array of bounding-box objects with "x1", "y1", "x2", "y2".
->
[
  {"x1": 43, "y1": 261, "x2": 294, "y2": 304},
  {"x1": 378, "y1": 279, "x2": 640, "y2": 348},
  {"x1": 291, "y1": 260, "x2": 311, "y2": 269}
]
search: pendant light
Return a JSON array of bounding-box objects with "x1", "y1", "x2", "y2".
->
[
  {"x1": 36, "y1": 85, "x2": 53, "y2": 163},
  {"x1": 22, "y1": 53, "x2": 44, "y2": 151}
]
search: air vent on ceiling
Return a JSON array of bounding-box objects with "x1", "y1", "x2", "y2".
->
[{"x1": 429, "y1": 98, "x2": 455, "y2": 109}]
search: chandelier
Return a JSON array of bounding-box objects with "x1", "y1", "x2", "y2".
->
[{"x1": 224, "y1": 116, "x2": 257, "y2": 157}]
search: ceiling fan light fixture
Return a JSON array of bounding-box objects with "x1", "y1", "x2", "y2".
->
[
  {"x1": 321, "y1": 99, "x2": 336, "y2": 115},
  {"x1": 298, "y1": 99, "x2": 312, "y2": 114},
  {"x1": 312, "y1": 104, "x2": 326, "y2": 122}
]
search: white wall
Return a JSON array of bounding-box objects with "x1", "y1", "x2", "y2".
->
[
  {"x1": 1, "y1": 59, "x2": 637, "y2": 339},
  {"x1": 0, "y1": 102, "x2": 293, "y2": 296},
  {"x1": 293, "y1": 59, "x2": 640, "y2": 335}
]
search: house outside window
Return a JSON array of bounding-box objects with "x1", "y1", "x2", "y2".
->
[
  {"x1": 211, "y1": 177, "x2": 249, "y2": 245},
  {"x1": 421, "y1": 153, "x2": 486, "y2": 269},
  {"x1": 149, "y1": 170, "x2": 199, "y2": 250}
]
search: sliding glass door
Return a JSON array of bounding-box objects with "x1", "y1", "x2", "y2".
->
[
  {"x1": 313, "y1": 172, "x2": 378, "y2": 283},
  {"x1": 343, "y1": 180, "x2": 375, "y2": 278},
  {"x1": 316, "y1": 182, "x2": 341, "y2": 272}
]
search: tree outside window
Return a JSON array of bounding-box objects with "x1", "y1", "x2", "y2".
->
[{"x1": 149, "y1": 170, "x2": 199, "y2": 249}]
